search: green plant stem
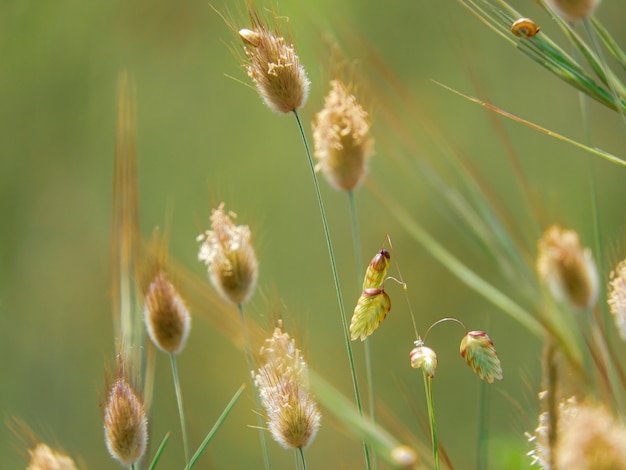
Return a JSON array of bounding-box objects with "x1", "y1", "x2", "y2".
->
[
  {"x1": 186, "y1": 384, "x2": 246, "y2": 469},
  {"x1": 476, "y1": 371, "x2": 489, "y2": 470},
  {"x1": 422, "y1": 371, "x2": 440, "y2": 470},
  {"x1": 238, "y1": 303, "x2": 272, "y2": 470},
  {"x1": 293, "y1": 110, "x2": 370, "y2": 470},
  {"x1": 297, "y1": 448, "x2": 307, "y2": 470},
  {"x1": 348, "y1": 190, "x2": 377, "y2": 470},
  {"x1": 170, "y1": 354, "x2": 190, "y2": 467},
  {"x1": 148, "y1": 432, "x2": 171, "y2": 470}
]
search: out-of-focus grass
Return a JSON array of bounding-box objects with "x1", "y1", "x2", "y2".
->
[{"x1": 1, "y1": 0, "x2": 626, "y2": 468}]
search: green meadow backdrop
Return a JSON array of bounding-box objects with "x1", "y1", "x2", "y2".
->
[{"x1": 1, "y1": 0, "x2": 625, "y2": 468}]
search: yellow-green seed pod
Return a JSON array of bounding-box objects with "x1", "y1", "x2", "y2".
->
[
  {"x1": 410, "y1": 341, "x2": 438, "y2": 378},
  {"x1": 460, "y1": 331, "x2": 503, "y2": 384},
  {"x1": 362, "y1": 249, "x2": 390, "y2": 291},
  {"x1": 349, "y1": 287, "x2": 391, "y2": 341}
]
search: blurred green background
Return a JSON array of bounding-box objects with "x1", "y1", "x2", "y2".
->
[{"x1": 1, "y1": 0, "x2": 626, "y2": 468}]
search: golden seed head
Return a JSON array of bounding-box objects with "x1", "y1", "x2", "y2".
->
[
  {"x1": 608, "y1": 260, "x2": 626, "y2": 341},
  {"x1": 537, "y1": 225, "x2": 598, "y2": 310},
  {"x1": 350, "y1": 287, "x2": 391, "y2": 341},
  {"x1": 410, "y1": 341, "x2": 438, "y2": 378},
  {"x1": 255, "y1": 325, "x2": 321, "y2": 450},
  {"x1": 312, "y1": 79, "x2": 374, "y2": 191},
  {"x1": 239, "y1": 14, "x2": 309, "y2": 114},
  {"x1": 103, "y1": 377, "x2": 148, "y2": 466},
  {"x1": 556, "y1": 402, "x2": 626, "y2": 469},
  {"x1": 545, "y1": 0, "x2": 601, "y2": 22},
  {"x1": 197, "y1": 203, "x2": 258, "y2": 305},
  {"x1": 27, "y1": 443, "x2": 77, "y2": 470},
  {"x1": 143, "y1": 270, "x2": 191, "y2": 354}
]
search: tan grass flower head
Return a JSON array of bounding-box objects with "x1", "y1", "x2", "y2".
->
[
  {"x1": 197, "y1": 203, "x2": 258, "y2": 305},
  {"x1": 27, "y1": 443, "x2": 77, "y2": 470},
  {"x1": 556, "y1": 402, "x2": 626, "y2": 469},
  {"x1": 238, "y1": 13, "x2": 309, "y2": 114},
  {"x1": 537, "y1": 225, "x2": 598, "y2": 309},
  {"x1": 313, "y1": 79, "x2": 374, "y2": 191},
  {"x1": 103, "y1": 377, "x2": 148, "y2": 466},
  {"x1": 545, "y1": 0, "x2": 601, "y2": 23},
  {"x1": 362, "y1": 249, "x2": 390, "y2": 291},
  {"x1": 459, "y1": 331, "x2": 503, "y2": 383},
  {"x1": 255, "y1": 325, "x2": 321, "y2": 450},
  {"x1": 144, "y1": 270, "x2": 191, "y2": 354},
  {"x1": 608, "y1": 259, "x2": 626, "y2": 341}
]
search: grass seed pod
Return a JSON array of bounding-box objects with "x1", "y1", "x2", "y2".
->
[
  {"x1": 410, "y1": 341, "x2": 438, "y2": 378},
  {"x1": 349, "y1": 287, "x2": 391, "y2": 341},
  {"x1": 460, "y1": 331, "x2": 503, "y2": 383},
  {"x1": 362, "y1": 249, "x2": 390, "y2": 291},
  {"x1": 545, "y1": 0, "x2": 601, "y2": 22}
]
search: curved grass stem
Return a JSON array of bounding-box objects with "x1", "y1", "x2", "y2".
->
[
  {"x1": 169, "y1": 353, "x2": 190, "y2": 467},
  {"x1": 292, "y1": 110, "x2": 370, "y2": 470}
]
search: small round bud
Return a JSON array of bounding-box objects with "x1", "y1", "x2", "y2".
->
[{"x1": 410, "y1": 341, "x2": 438, "y2": 378}]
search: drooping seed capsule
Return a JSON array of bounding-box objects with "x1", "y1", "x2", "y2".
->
[
  {"x1": 362, "y1": 249, "x2": 390, "y2": 291},
  {"x1": 459, "y1": 331, "x2": 503, "y2": 384},
  {"x1": 410, "y1": 340, "x2": 438, "y2": 378},
  {"x1": 349, "y1": 287, "x2": 391, "y2": 341}
]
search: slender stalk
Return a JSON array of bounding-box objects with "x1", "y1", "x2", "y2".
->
[
  {"x1": 476, "y1": 375, "x2": 489, "y2": 470},
  {"x1": 348, "y1": 190, "x2": 377, "y2": 469},
  {"x1": 169, "y1": 354, "x2": 190, "y2": 467},
  {"x1": 422, "y1": 371, "x2": 440, "y2": 470},
  {"x1": 238, "y1": 303, "x2": 272, "y2": 470},
  {"x1": 293, "y1": 110, "x2": 370, "y2": 469},
  {"x1": 297, "y1": 448, "x2": 307, "y2": 470}
]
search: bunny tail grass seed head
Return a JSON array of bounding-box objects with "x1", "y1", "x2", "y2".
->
[
  {"x1": 537, "y1": 225, "x2": 598, "y2": 310},
  {"x1": 362, "y1": 249, "x2": 390, "y2": 290},
  {"x1": 143, "y1": 270, "x2": 191, "y2": 354},
  {"x1": 545, "y1": 0, "x2": 601, "y2": 23},
  {"x1": 197, "y1": 202, "x2": 258, "y2": 305},
  {"x1": 555, "y1": 402, "x2": 626, "y2": 469},
  {"x1": 103, "y1": 375, "x2": 148, "y2": 466},
  {"x1": 349, "y1": 287, "x2": 391, "y2": 341},
  {"x1": 459, "y1": 331, "x2": 503, "y2": 383},
  {"x1": 608, "y1": 260, "x2": 626, "y2": 341},
  {"x1": 27, "y1": 443, "x2": 77, "y2": 470},
  {"x1": 410, "y1": 340, "x2": 438, "y2": 378},
  {"x1": 255, "y1": 324, "x2": 321, "y2": 450},
  {"x1": 312, "y1": 79, "x2": 374, "y2": 191},
  {"x1": 238, "y1": 9, "x2": 309, "y2": 113}
]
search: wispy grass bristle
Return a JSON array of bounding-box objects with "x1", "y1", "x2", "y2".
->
[{"x1": 27, "y1": 443, "x2": 77, "y2": 470}]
